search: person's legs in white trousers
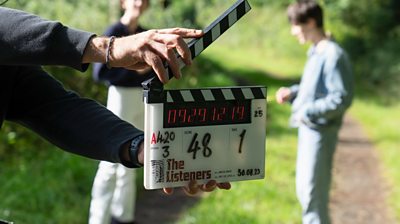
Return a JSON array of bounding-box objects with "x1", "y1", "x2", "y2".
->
[{"x1": 89, "y1": 86, "x2": 144, "y2": 224}]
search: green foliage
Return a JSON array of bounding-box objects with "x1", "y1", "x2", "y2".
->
[
  {"x1": 249, "y1": 0, "x2": 291, "y2": 8},
  {"x1": 141, "y1": 0, "x2": 201, "y2": 28},
  {"x1": 141, "y1": 0, "x2": 293, "y2": 29},
  {"x1": 354, "y1": 31, "x2": 400, "y2": 103},
  {"x1": 5, "y1": 0, "x2": 109, "y2": 33},
  {"x1": 322, "y1": 0, "x2": 400, "y2": 99},
  {"x1": 324, "y1": 0, "x2": 397, "y2": 45}
]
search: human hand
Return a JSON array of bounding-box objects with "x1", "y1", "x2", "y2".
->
[
  {"x1": 163, "y1": 180, "x2": 231, "y2": 196},
  {"x1": 110, "y1": 28, "x2": 203, "y2": 83},
  {"x1": 275, "y1": 87, "x2": 292, "y2": 104},
  {"x1": 83, "y1": 28, "x2": 203, "y2": 84}
]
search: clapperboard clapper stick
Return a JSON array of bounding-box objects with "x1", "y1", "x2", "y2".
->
[{"x1": 142, "y1": 0, "x2": 252, "y2": 94}]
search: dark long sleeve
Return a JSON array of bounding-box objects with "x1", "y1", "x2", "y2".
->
[
  {"x1": 0, "y1": 7, "x2": 94, "y2": 71},
  {"x1": 3, "y1": 66, "x2": 143, "y2": 164}
]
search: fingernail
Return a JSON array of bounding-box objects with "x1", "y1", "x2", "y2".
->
[
  {"x1": 163, "y1": 188, "x2": 173, "y2": 195},
  {"x1": 163, "y1": 70, "x2": 169, "y2": 83}
]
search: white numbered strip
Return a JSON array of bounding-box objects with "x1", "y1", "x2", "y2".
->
[{"x1": 143, "y1": 87, "x2": 267, "y2": 189}]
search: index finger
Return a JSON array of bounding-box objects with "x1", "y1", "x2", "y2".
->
[
  {"x1": 151, "y1": 33, "x2": 193, "y2": 65},
  {"x1": 156, "y1": 28, "x2": 204, "y2": 38}
]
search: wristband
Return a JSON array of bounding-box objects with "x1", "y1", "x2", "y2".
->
[
  {"x1": 106, "y1": 36, "x2": 115, "y2": 69},
  {"x1": 129, "y1": 134, "x2": 144, "y2": 168}
]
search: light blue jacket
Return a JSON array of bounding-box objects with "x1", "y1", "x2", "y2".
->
[{"x1": 289, "y1": 40, "x2": 353, "y2": 130}]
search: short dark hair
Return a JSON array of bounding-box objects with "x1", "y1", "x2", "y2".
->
[{"x1": 287, "y1": 1, "x2": 324, "y2": 28}]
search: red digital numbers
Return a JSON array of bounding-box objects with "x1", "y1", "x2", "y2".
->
[
  {"x1": 164, "y1": 100, "x2": 251, "y2": 128},
  {"x1": 232, "y1": 105, "x2": 245, "y2": 120},
  {"x1": 199, "y1": 108, "x2": 207, "y2": 122}
]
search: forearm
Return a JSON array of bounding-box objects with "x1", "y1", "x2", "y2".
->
[{"x1": 82, "y1": 36, "x2": 109, "y2": 64}]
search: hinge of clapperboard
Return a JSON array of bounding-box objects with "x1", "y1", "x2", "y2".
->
[{"x1": 142, "y1": 0, "x2": 251, "y2": 103}]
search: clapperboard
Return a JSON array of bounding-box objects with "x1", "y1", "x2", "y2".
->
[{"x1": 142, "y1": 0, "x2": 267, "y2": 189}]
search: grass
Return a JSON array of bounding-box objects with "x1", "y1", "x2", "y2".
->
[{"x1": 0, "y1": 142, "x2": 97, "y2": 223}]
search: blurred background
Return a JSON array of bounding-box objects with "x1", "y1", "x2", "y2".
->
[{"x1": 0, "y1": 0, "x2": 399, "y2": 223}]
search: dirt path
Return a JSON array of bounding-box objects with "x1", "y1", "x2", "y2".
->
[
  {"x1": 330, "y1": 115, "x2": 396, "y2": 224},
  {"x1": 134, "y1": 115, "x2": 396, "y2": 224},
  {"x1": 134, "y1": 188, "x2": 200, "y2": 223}
]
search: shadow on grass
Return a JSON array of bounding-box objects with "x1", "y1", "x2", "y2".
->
[{"x1": 135, "y1": 57, "x2": 298, "y2": 223}]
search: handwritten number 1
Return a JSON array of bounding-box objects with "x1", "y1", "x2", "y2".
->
[{"x1": 238, "y1": 129, "x2": 246, "y2": 154}]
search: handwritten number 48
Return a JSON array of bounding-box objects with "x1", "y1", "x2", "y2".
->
[{"x1": 187, "y1": 133, "x2": 212, "y2": 160}]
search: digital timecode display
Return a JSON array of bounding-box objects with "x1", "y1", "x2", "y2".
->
[{"x1": 163, "y1": 100, "x2": 251, "y2": 128}]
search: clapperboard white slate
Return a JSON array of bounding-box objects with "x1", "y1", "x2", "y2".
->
[{"x1": 142, "y1": 0, "x2": 267, "y2": 189}]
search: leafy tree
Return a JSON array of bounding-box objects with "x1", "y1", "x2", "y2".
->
[{"x1": 321, "y1": 0, "x2": 400, "y2": 99}]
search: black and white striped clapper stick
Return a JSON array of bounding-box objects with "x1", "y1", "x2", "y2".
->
[
  {"x1": 142, "y1": 0, "x2": 251, "y2": 88},
  {"x1": 165, "y1": 86, "x2": 266, "y2": 104}
]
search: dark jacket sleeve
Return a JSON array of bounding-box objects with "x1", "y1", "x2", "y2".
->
[
  {"x1": 0, "y1": 7, "x2": 95, "y2": 71},
  {"x1": 5, "y1": 66, "x2": 143, "y2": 165}
]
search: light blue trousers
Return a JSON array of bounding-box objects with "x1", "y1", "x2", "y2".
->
[{"x1": 296, "y1": 125, "x2": 339, "y2": 224}]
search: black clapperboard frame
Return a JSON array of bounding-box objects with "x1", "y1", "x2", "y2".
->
[{"x1": 142, "y1": 0, "x2": 267, "y2": 189}]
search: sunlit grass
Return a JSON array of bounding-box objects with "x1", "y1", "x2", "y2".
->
[{"x1": 0, "y1": 144, "x2": 97, "y2": 223}]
